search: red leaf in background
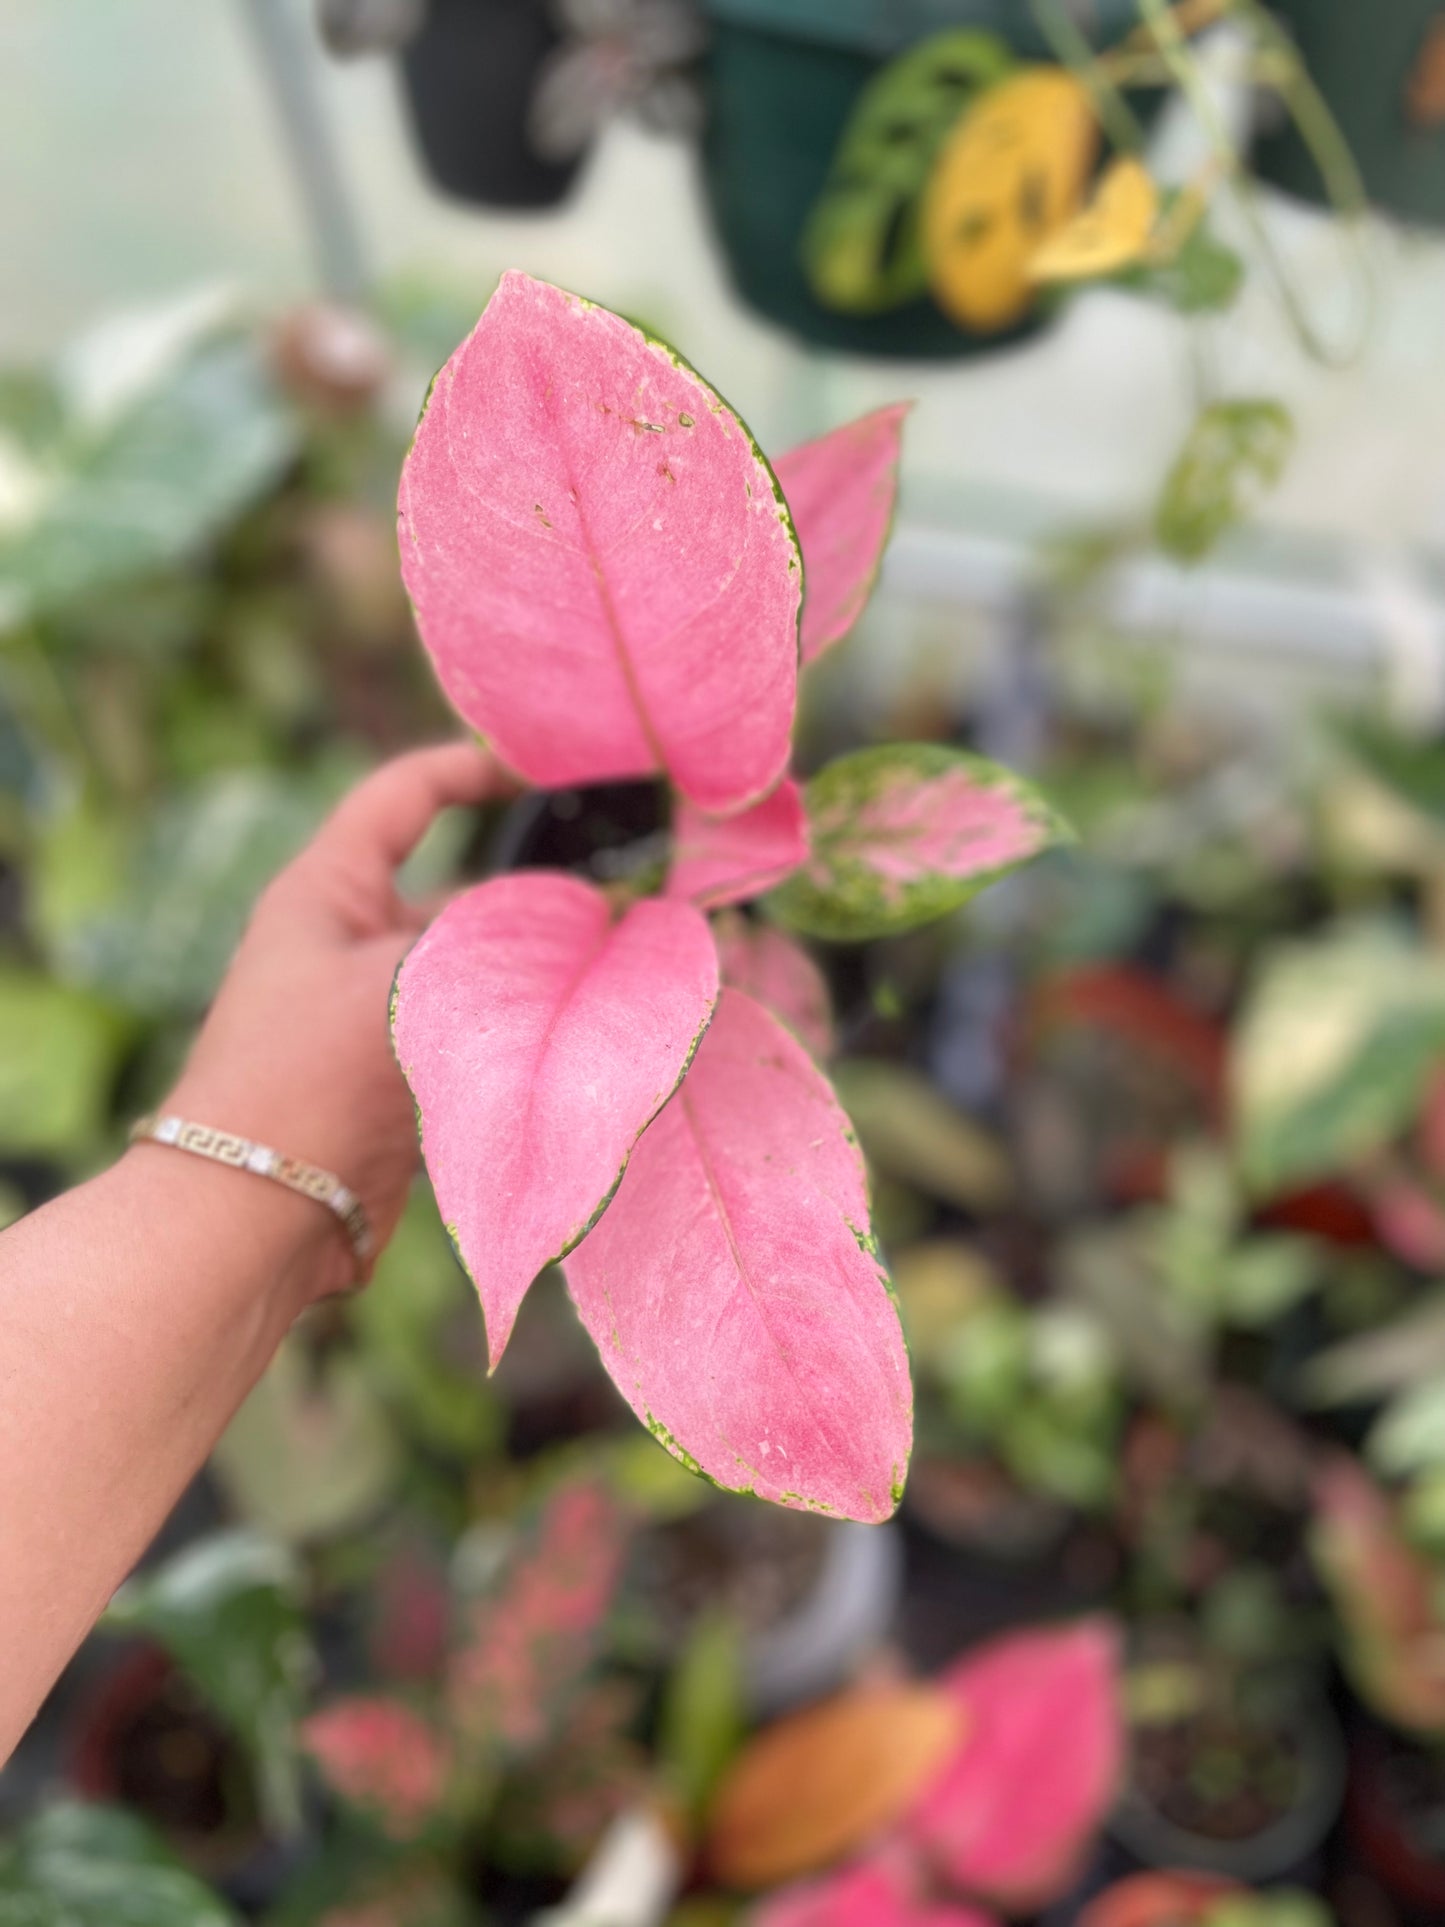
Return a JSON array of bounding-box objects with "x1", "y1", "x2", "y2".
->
[
  {"x1": 447, "y1": 1479, "x2": 628, "y2": 1755},
  {"x1": 301, "y1": 1696, "x2": 452, "y2": 1841},
  {"x1": 713, "y1": 910, "x2": 835, "y2": 1061},
  {"x1": 566, "y1": 989, "x2": 912, "y2": 1521},
  {"x1": 398, "y1": 271, "x2": 801, "y2": 813},
  {"x1": 1027, "y1": 965, "x2": 1226, "y2": 1124},
  {"x1": 392, "y1": 872, "x2": 718, "y2": 1365},
  {"x1": 667, "y1": 779, "x2": 809, "y2": 910},
  {"x1": 907, "y1": 1620, "x2": 1123, "y2": 1911},
  {"x1": 773, "y1": 404, "x2": 909, "y2": 665}
]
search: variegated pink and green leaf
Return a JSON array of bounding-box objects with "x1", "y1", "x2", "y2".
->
[
  {"x1": 667, "y1": 779, "x2": 809, "y2": 911},
  {"x1": 565, "y1": 988, "x2": 912, "y2": 1522},
  {"x1": 769, "y1": 744, "x2": 1070, "y2": 942},
  {"x1": 390, "y1": 872, "x2": 718, "y2": 1365},
  {"x1": 906, "y1": 1620, "x2": 1123, "y2": 1910},
  {"x1": 713, "y1": 910, "x2": 834, "y2": 1061},
  {"x1": 300, "y1": 1696, "x2": 453, "y2": 1842},
  {"x1": 398, "y1": 270, "x2": 801, "y2": 814},
  {"x1": 447, "y1": 1478, "x2": 629, "y2": 1755},
  {"x1": 773, "y1": 404, "x2": 909, "y2": 665}
]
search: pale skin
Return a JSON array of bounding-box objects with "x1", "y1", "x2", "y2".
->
[{"x1": 0, "y1": 742, "x2": 508, "y2": 1765}]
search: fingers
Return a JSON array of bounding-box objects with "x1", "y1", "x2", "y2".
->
[{"x1": 304, "y1": 741, "x2": 514, "y2": 887}]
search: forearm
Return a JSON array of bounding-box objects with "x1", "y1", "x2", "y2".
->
[{"x1": 0, "y1": 1146, "x2": 330, "y2": 1762}]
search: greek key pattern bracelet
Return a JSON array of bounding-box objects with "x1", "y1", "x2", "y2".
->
[{"x1": 129, "y1": 1112, "x2": 374, "y2": 1272}]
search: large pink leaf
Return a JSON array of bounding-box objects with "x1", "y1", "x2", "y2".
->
[
  {"x1": 448, "y1": 1478, "x2": 627, "y2": 1754},
  {"x1": 565, "y1": 988, "x2": 912, "y2": 1521},
  {"x1": 774, "y1": 404, "x2": 909, "y2": 665},
  {"x1": 668, "y1": 779, "x2": 809, "y2": 910},
  {"x1": 714, "y1": 910, "x2": 835, "y2": 1061},
  {"x1": 757, "y1": 1852, "x2": 997, "y2": 1927},
  {"x1": 391, "y1": 872, "x2": 717, "y2": 1363},
  {"x1": 398, "y1": 270, "x2": 801, "y2": 813},
  {"x1": 771, "y1": 744, "x2": 1071, "y2": 941},
  {"x1": 908, "y1": 1621, "x2": 1123, "y2": 1910},
  {"x1": 301, "y1": 1696, "x2": 452, "y2": 1841}
]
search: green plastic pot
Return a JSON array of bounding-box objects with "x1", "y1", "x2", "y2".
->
[
  {"x1": 698, "y1": 0, "x2": 1148, "y2": 358},
  {"x1": 1253, "y1": 0, "x2": 1445, "y2": 228}
]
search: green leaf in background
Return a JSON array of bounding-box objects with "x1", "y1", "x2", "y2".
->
[
  {"x1": 802, "y1": 31, "x2": 1014, "y2": 315},
  {"x1": 1209, "y1": 1893, "x2": 1334, "y2": 1927},
  {"x1": 210, "y1": 1336, "x2": 401, "y2": 1544},
  {"x1": 1368, "y1": 1379, "x2": 1445, "y2": 1481},
  {"x1": 105, "y1": 1531, "x2": 314, "y2": 1836},
  {"x1": 0, "y1": 967, "x2": 125, "y2": 1159},
  {"x1": 0, "y1": 1802, "x2": 236, "y2": 1927},
  {"x1": 828, "y1": 1058, "x2": 1012, "y2": 1212},
  {"x1": 1232, "y1": 928, "x2": 1445, "y2": 1195},
  {"x1": 658, "y1": 1610, "x2": 745, "y2": 1821},
  {"x1": 54, "y1": 770, "x2": 338, "y2": 1015},
  {"x1": 1155, "y1": 399, "x2": 1294, "y2": 564},
  {"x1": 1119, "y1": 210, "x2": 1244, "y2": 315},
  {"x1": 768, "y1": 743, "x2": 1070, "y2": 942},
  {"x1": 0, "y1": 329, "x2": 296, "y2": 630},
  {"x1": 351, "y1": 1186, "x2": 499, "y2": 1459}
]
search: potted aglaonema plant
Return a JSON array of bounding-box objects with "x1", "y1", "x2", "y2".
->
[
  {"x1": 296, "y1": 1475, "x2": 636, "y2": 1919},
  {"x1": 1312, "y1": 1456, "x2": 1445, "y2": 1922},
  {"x1": 388, "y1": 268, "x2": 1071, "y2": 1525}
]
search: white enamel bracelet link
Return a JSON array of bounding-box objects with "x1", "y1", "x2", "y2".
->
[{"x1": 129, "y1": 1112, "x2": 374, "y2": 1275}]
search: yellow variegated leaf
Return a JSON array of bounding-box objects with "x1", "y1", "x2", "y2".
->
[
  {"x1": 1029, "y1": 156, "x2": 1160, "y2": 284},
  {"x1": 923, "y1": 67, "x2": 1098, "y2": 332}
]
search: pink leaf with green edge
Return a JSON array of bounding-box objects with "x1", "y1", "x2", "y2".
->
[
  {"x1": 565, "y1": 987, "x2": 912, "y2": 1522},
  {"x1": 774, "y1": 404, "x2": 909, "y2": 665},
  {"x1": 668, "y1": 779, "x2": 809, "y2": 910},
  {"x1": 391, "y1": 872, "x2": 717, "y2": 1365},
  {"x1": 398, "y1": 270, "x2": 801, "y2": 813},
  {"x1": 301, "y1": 1696, "x2": 453, "y2": 1841},
  {"x1": 447, "y1": 1478, "x2": 628, "y2": 1754},
  {"x1": 907, "y1": 1620, "x2": 1123, "y2": 1911},
  {"x1": 770, "y1": 744, "x2": 1071, "y2": 942},
  {"x1": 756, "y1": 1851, "x2": 998, "y2": 1927},
  {"x1": 714, "y1": 910, "x2": 835, "y2": 1061}
]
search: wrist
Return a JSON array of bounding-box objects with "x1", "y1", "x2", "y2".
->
[{"x1": 117, "y1": 1133, "x2": 354, "y2": 1320}]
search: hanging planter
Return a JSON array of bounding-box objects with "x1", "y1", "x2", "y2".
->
[
  {"x1": 1253, "y1": 0, "x2": 1445, "y2": 228},
  {"x1": 395, "y1": 0, "x2": 585, "y2": 207},
  {"x1": 697, "y1": 0, "x2": 1151, "y2": 357},
  {"x1": 389, "y1": 0, "x2": 705, "y2": 209}
]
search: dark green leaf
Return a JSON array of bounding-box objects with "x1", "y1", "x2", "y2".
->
[
  {"x1": 0, "y1": 1803, "x2": 235, "y2": 1927},
  {"x1": 802, "y1": 31, "x2": 1014, "y2": 315}
]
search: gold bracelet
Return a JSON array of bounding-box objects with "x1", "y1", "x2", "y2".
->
[{"x1": 129, "y1": 1112, "x2": 374, "y2": 1274}]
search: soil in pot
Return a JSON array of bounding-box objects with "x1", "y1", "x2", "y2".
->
[{"x1": 1113, "y1": 1639, "x2": 1346, "y2": 1887}]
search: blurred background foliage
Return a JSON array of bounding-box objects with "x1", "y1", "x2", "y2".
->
[{"x1": 9, "y1": 3, "x2": 1445, "y2": 1925}]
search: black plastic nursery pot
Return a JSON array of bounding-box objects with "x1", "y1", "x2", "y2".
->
[
  {"x1": 1111, "y1": 1670, "x2": 1348, "y2": 1888},
  {"x1": 1254, "y1": 0, "x2": 1445, "y2": 228},
  {"x1": 399, "y1": 0, "x2": 588, "y2": 209},
  {"x1": 698, "y1": 0, "x2": 1147, "y2": 358}
]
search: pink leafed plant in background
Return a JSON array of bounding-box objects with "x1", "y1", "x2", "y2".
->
[{"x1": 392, "y1": 270, "x2": 1070, "y2": 1520}]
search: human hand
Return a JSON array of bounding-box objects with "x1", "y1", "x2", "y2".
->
[{"x1": 154, "y1": 742, "x2": 512, "y2": 1301}]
